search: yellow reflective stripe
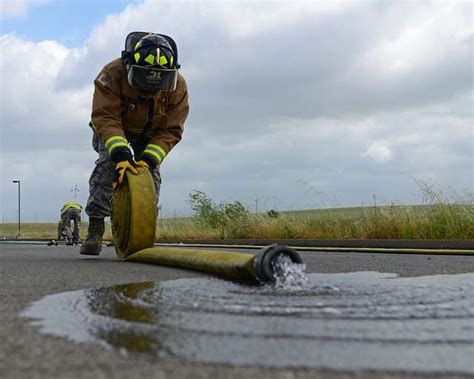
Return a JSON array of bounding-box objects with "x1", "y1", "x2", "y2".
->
[
  {"x1": 150, "y1": 144, "x2": 167, "y2": 157},
  {"x1": 143, "y1": 149, "x2": 163, "y2": 163},
  {"x1": 105, "y1": 136, "x2": 128, "y2": 153},
  {"x1": 105, "y1": 136, "x2": 128, "y2": 151},
  {"x1": 148, "y1": 144, "x2": 167, "y2": 158},
  {"x1": 61, "y1": 203, "x2": 82, "y2": 215},
  {"x1": 134, "y1": 52, "x2": 141, "y2": 63},
  {"x1": 144, "y1": 144, "x2": 167, "y2": 163},
  {"x1": 62, "y1": 202, "x2": 82, "y2": 209},
  {"x1": 145, "y1": 54, "x2": 155, "y2": 65},
  {"x1": 64, "y1": 205, "x2": 82, "y2": 211}
]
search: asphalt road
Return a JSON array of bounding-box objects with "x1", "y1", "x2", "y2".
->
[{"x1": 1, "y1": 243, "x2": 473, "y2": 379}]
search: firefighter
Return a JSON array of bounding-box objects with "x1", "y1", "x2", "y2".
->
[
  {"x1": 60, "y1": 202, "x2": 82, "y2": 245},
  {"x1": 80, "y1": 32, "x2": 189, "y2": 256}
]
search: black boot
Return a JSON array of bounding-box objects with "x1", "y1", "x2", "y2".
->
[{"x1": 79, "y1": 217, "x2": 104, "y2": 256}]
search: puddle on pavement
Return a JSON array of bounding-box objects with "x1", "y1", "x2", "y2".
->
[{"x1": 22, "y1": 271, "x2": 474, "y2": 373}]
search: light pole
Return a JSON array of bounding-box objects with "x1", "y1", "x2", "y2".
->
[
  {"x1": 71, "y1": 185, "x2": 79, "y2": 201},
  {"x1": 12, "y1": 180, "x2": 21, "y2": 237}
]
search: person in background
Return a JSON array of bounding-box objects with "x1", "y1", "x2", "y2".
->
[{"x1": 60, "y1": 202, "x2": 82, "y2": 245}]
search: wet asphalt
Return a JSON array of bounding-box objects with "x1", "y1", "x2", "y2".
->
[{"x1": 1, "y1": 243, "x2": 473, "y2": 379}]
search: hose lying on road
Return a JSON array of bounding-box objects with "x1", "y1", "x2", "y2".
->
[
  {"x1": 124, "y1": 244, "x2": 302, "y2": 283},
  {"x1": 111, "y1": 169, "x2": 302, "y2": 283}
]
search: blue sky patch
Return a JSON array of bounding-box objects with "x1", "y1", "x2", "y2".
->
[{"x1": 1, "y1": 0, "x2": 140, "y2": 47}]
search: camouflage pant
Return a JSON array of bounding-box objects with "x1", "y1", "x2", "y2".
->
[
  {"x1": 85, "y1": 133, "x2": 161, "y2": 219},
  {"x1": 61, "y1": 208, "x2": 81, "y2": 241}
]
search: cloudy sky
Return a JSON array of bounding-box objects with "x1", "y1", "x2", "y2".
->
[{"x1": 0, "y1": 0, "x2": 472, "y2": 222}]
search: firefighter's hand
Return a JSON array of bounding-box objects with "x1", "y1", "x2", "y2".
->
[
  {"x1": 111, "y1": 148, "x2": 138, "y2": 190},
  {"x1": 135, "y1": 160, "x2": 150, "y2": 169},
  {"x1": 113, "y1": 159, "x2": 138, "y2": 190},
  {"x1": 136, "y1": 154, "x2": 157, "y2": 170}
]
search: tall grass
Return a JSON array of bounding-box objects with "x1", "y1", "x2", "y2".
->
[
  {"x1": 1, "y1": 183, "x2": 472, "y2": 240},
  {"x1": 158, "y1": 181, "x2": 473, "y2": 240}
]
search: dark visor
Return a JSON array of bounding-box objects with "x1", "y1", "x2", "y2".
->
[{"x1": 127, "y1": 65, "x2": 178, "y2": 91}]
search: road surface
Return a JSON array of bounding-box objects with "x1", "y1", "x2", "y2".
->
[{"x1": 1, "y1": 243, "x2": 473, "y2": 379}]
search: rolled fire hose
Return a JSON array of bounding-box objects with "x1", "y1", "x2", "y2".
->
[
  {"x1": 111, "y1": 168, "x2": 303, "y2": 283},
  {"x1": 111, "y1": 168, "x2": 157, "y2": 259}
]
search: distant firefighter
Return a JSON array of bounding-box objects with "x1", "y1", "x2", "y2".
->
[{"x1": 60, "y1": 202, "x2": 82, "y2": 245}]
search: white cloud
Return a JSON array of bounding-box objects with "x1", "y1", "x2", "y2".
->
[
  {"x1": 0, "y1": 34, "x2": 92, "y2": 141},
  {"x1": 357, "y1": 1, "x2": 473, "y2": 77},
  {"x1": 199, "y1": 1, "x2": 357, "y2": 39},
  {"x1": 362, "y1": 141, "x2": 393, "y2": 163},
  {"x1": 0, "y1": 33, "x2": 95, "y2": 221}
]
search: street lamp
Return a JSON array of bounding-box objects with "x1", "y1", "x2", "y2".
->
[
  {"x1": 12, "y1": 180, "x2": 21, "y2": 237},
  {"x1": 71, "y1": 184, "x2": 79, "y2": 201}
]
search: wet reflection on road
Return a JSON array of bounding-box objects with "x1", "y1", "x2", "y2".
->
[{"x1": 22, "y1": 272, "x2": 474, "y2": 373}]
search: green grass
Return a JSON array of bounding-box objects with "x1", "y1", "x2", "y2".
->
[
  {"x1": 0, "y1": 207, "x2": 372, "y2": 240},
  {"x1": 155, "y1": 201, "x2": 473, "y2": 240},
  {"x1": 281, "y1": 206, "x2": 367, "y2": 220},
  {"x1": 0, "y1": 222, "x2": 113, "y2": 241},
  {"x1": 2, "y1": 187, "x2": 472, "y2": 241}
]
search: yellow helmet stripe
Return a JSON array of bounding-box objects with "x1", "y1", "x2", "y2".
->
[
  {"x1": 159, "y1": 55, "x2": 168, "y2": 66},
  {"x1": 134, "y1": 52, "x2": 141, "y2": 63},
  {"x1": 145, "y1": 54, "x2": 155, "y2": 65}
]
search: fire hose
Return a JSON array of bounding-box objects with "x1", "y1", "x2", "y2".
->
[{"x1": 111, "y1": 168, "x2": 303, "y2": 283}]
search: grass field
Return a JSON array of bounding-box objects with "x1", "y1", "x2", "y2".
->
[
  {"x1": 1, "y1": 203, "x2": 472, "y2": 241},
  {"x1": 157, "y1": 204, "x2": 474, "y2": 240}
]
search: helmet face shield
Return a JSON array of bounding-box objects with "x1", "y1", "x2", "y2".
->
[
  {"x1": 122, "y1": 31, "x2": 181, "y2": 92},
  {"x1": 127, "y1": 65, "x2": 178, "y2": 91}
]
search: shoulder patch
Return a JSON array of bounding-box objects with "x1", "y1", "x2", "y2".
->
[{"x1": 97, "y1": 72, "x2": 112, "y2": 87}]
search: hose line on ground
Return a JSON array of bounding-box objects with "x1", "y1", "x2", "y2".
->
[{"x1": 111, "y1": 169, "x2": 302, "y2": 283}]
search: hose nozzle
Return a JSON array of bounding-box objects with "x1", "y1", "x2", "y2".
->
[{"x1": 253, "y1": 244, "x2": 303, "y2": 283}]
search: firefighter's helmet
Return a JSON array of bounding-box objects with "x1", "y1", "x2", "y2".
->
[
  {"x1": 122, "y1": 31, "x2": 180, "y2": 91},
  {"x1": 132, "y1": 34, "x2": 175, "y2": 69}
]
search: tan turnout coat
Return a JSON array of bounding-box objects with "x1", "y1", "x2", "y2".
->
[{"x1": 91, "y1": 58, "x2": 189, "y2": 155}]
